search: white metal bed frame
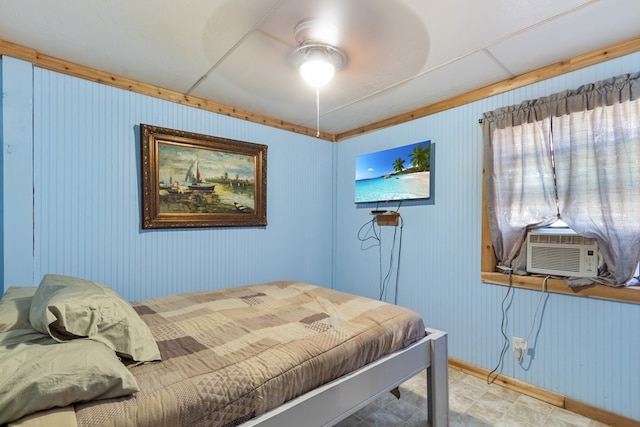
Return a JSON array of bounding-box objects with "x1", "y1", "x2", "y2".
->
[{"x1": 245, "y1": 327, "x2": 449, "y2": 426}]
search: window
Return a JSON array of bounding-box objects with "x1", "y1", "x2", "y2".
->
[{"x1": 481, "y1": 73, "x2": 640, "y2": 304}]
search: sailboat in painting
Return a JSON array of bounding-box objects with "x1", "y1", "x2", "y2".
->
[{"x1": 185, "y1": 159, "x2": 215, "y2": 192}]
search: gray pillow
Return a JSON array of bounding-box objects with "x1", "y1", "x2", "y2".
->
[
  {"x1": 0, "y1": 331, "x2": 139, "y2": 424},
  {"x1": 29, "y1": 274, "x2": 161, "y2": 362},
  {"x1": 0, "y1": 286, "x2": 36, "y2": 332}
]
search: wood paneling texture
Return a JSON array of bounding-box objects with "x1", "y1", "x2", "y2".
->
[
  {"x1": 1, "y1": 37, "x2": 639, "y2": 423},
  {"x1": 27, "y1": 67, "x2": 334, "y2": 302},
  {"x1": 334, "y1": 51, "x2": 640, "y2": 421}
]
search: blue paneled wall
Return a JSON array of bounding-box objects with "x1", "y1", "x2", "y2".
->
[
  {"x1": 334, "y1": 52, "x2": 640, "y2": 421},
  {"x1": 3, "y1": 57, "x2": 335, "y2": 301},
  {"x1": 1, "y1": 58, "x2": 34, "y2": 286},
  {"x1": 1, "y1": 52, "x2": 639, "y2": 420}
]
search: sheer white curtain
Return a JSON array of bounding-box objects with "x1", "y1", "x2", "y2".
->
[
  {"x1": 483, "y1": 72, "x2": 640, "y2": 286},
  {"x1": 483, "y1": 115, "x2": 557, "y2": 271},
  {"x1": 552, "y1": 74, "x2": 640, "y2": 285}
]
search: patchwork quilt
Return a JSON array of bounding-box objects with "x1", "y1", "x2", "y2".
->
[{"x1": 34, "y1": 281, "x2": 425, "y2": 426}]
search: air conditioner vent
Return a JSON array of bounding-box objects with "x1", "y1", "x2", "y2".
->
[
  {"x1": 529, "y1": 247, "x2": 581, "y2": 272},
  {"x1": 526, "y1": 228, "x2": 598, "y2": 277},
  {"x1": 528, "y1": 233, "x2": 596, "y2": 246}
]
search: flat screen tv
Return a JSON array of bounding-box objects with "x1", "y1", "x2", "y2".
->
[{"x1": 355, "y1": 140, "x2": 431, "y2": 204}]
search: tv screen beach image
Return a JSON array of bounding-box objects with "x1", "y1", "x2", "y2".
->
[{"x1": 355, "y1": 140, "x2": 431, "y2": 204}]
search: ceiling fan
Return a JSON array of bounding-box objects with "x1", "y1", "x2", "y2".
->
[
  {"x1": 199, "y1": 0, "x2": 430, "y2": 135},
  {"x1": 290, "y1": 17, "x2": 348, "y2": 88},
  {"x1": 288, "y1": 17, "x2": 349, "y2": 136}
]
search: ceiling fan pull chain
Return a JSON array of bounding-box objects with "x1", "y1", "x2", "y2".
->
[{"x1": 316, "y1": 86, "x2": 320, "y2": 137}]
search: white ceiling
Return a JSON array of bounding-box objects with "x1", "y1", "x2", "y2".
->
[{"x1": 0, "y1": 0, "x2": 639, "y2": 137}]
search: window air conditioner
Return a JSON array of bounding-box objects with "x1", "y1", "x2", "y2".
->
[{"x1": 526, "y1": 228, "x2": 598, "y2": 277}]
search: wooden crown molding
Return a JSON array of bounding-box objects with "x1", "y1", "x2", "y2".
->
[
  {"x1": 0, "y1": 39, "x2": 335, "y2": 142},
  {"x1": 1, "y1": 36, "x2": 639, "y2": 142},
  {"x1": 336, "y1": 35, "x2": 640, "y2": 141}
]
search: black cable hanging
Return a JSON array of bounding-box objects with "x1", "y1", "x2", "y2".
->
[
  {"x1": 357, "y1": 204, "x2": 405, "y2": 303},
  {"x1": 487, "y1": 271, "x2": 514, "y2": 384}
]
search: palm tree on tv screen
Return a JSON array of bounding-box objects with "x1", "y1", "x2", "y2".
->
[
  {"x1": 393, "y1": 157, "x2": 405, "y2": 173},
  {"x1": 409, "y1": 144, "x2": 430, "y2": 172}
]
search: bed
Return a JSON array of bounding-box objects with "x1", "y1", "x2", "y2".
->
[{"x1": 0, "y1": 274, "x2": 449, "y2": 426}]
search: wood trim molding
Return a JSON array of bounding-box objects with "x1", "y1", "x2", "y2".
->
[
  {"x1": 480, "y1": 127, "x2": 640, "y2": 305},
  {"x1": 1, "y1": 36, "x2": 639, "y2": 142},
  {"x1": 481, "y1": 166, "x2": 497, "y2": 273},
  {"x1": 0, "y1": 39, "x2": 335, "y2": 142},
  {"x1": 448, "y1": 358, "x2": 564, "y2": 407},
  {"x1": 448, "y1": 357, "x2": 640, "y2": 427},
  {"x1": 481, "y1": 272, "x2": 640, "y2": 304},
  {"x1": 336, "y1": 35, "x2": 640, "y2": 141}
]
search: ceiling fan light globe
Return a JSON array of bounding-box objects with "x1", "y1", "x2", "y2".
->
[{"x1": 300, "y1": 59, "x2": 335, "y2": 87}]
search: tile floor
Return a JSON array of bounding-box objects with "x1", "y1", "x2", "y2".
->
[{"x1": 335, "y1": 368, "x2": 609, "y2": 426}]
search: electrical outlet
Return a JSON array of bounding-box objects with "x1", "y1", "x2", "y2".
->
[{"x1": 512, "y1": 337, "x2": 527, "y2": 361}]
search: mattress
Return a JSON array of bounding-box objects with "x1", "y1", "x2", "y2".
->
[{"x1": 5, "y1": 280, "x2": 426, "y2": 427}]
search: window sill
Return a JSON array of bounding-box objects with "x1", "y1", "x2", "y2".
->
[{"x1": 481, "y1": 272, "x2": 640, "y2": 304}]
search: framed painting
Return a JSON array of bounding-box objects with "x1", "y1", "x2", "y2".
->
[{"x1": 140, "y1": 124, "x2": 267, "y2": 228}]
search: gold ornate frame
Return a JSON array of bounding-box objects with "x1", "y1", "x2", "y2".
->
[{"x1": 140, "y1": 124, "x2": 267, "y2": 228}]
